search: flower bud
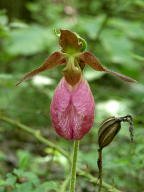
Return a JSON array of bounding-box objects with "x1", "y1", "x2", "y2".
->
[
  {"x1": 50, "y1": 78, "x2": 95, "y2": 140},
  {"x1": 98, "y1": 117, "x2": 121, "y2": 149},
  {"x1": 98, "y1": 115, "x2": 134, "y2": 149}
]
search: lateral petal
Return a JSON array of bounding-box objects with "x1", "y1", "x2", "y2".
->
[
  {"x1": 78, "y1": 52, "x2": 136, "y2": 83},
  {"x1": 16, "y1": 52, "x2": 66, "y2": 86}
]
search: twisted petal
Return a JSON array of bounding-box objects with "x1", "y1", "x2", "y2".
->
[
  {"x1": 50, "y1": 78, "x2": 95, "y2": 140},
  {"x1": 78, "y1": 52, "x2": 137, "y2": 82},
  {"x1": 16, "y1": 52, "x2": 66, "y2": 86}
]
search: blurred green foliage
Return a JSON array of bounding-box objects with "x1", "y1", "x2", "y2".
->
[{"x1": 0, "y1": 0, "x2": 144, "y2": 192}]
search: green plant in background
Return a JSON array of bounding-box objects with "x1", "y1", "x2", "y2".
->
[
  {"x1": 0, "y1": 0, "x2": 144, "y2": 192},
  {"x1": 0, "y1": 115, "x2": 123, "y2": 192},
  {"x1": 0, "y1": 168, "x2": 59, "y2": 192}
]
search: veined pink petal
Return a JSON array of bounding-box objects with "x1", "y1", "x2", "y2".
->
[{"x1": 50, "y1": 78, "x2": 95, "y2": 140}]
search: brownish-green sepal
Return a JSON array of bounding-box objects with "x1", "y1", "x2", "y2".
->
[
  {"x1": 98, "y1": 117, "x2": 121, "y2": 149},
  {"x1": 59, "y1": 29, "x2": 83, "y2": 54},
  {"x1": 79, "y1": 52, "x2": 137, "y2": 83},
  {"x1": 16, "y1": 52, "x2": 65, "y2": 86}
]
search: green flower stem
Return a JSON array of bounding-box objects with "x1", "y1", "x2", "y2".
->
[{"x1": 69, "y1": 140, "x2": 80, "y2": 192}]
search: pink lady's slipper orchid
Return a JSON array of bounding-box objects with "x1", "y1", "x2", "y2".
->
[{"x1": 16, "y1": 30, "x2": 136, "y2": 140}]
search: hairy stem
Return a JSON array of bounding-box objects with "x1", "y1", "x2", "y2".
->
[{"x1": 69, "y1": 140, "x2": 80, "y2": 192}]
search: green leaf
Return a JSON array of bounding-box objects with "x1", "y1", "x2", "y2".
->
[
  {"x1": 17, "y1": 150, "x2": 32, "y2": 169},
  {"x1": 15, "y1": 182, "x2": 33, "y2": 192},
  {"x1": 13, "y1": 169, "x2": 40, "y2": 186},
  {"x1": 41, "y1": 181, "x2": 59, "y2": 190},
  {"x1": 101, "y1": 29, "x2": 133, "y2": 64},
  {"x1": 4, "y1": 25, "x2": 56, "y2": 55}
]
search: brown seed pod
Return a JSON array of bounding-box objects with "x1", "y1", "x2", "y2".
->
[
  {"x1": 97, "y1": 115, "x2": 134, "y2": 192},
  {"x1": 98, "y1": 117, "x2": 121, "y2": 149}
]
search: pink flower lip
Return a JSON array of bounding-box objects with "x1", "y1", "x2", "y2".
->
[{"x1": 50, "y1": 78, "x2": 95, "y2": 140}]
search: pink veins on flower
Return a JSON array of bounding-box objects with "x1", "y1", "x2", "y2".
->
[{"x1": 50, "y1": 78, "x2": 95, "y2": 140}]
